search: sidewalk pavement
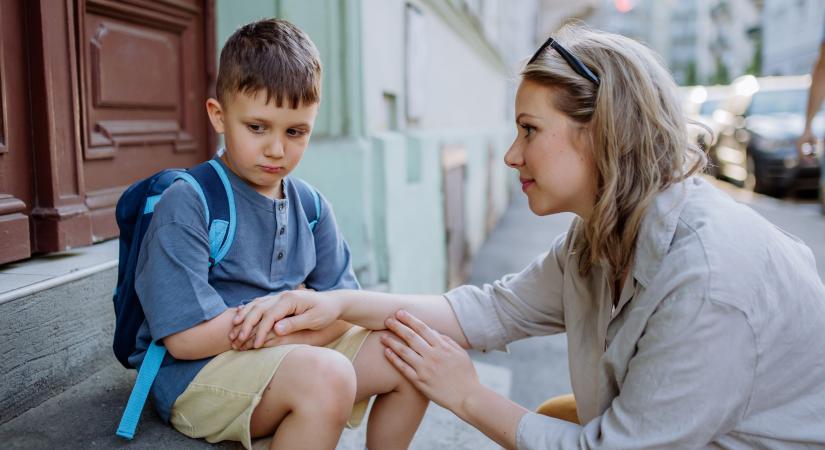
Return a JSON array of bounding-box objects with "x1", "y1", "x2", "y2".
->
[{"x1": 0, "y1": 188, "x2": 572, "y2": 449}]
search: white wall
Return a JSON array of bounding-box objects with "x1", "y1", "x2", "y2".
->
[{"x1": 361, "y1": 0, "x2": 510, "y2": 133}]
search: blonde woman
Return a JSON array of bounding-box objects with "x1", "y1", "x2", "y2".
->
[{"x1": 230, "y1": 25, "x2": 825, "y2": 449}]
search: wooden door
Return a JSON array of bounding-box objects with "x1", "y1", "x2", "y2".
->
[
  {"x1": 0, "y1": 0, "x2": 214, "y2": 265},
  {"x1": 0, "y1": 0, "x2": 34, "y2": 265}
]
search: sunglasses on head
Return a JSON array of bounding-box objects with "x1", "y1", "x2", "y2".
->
[{"x1": 528, "y1": 37, "x2": 600, "y2": 87}]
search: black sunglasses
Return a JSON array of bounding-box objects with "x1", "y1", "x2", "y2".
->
[{"x1": 528, "y1": 37, "x2": 600, "y2": 87}]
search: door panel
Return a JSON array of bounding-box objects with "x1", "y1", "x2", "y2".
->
[{"x1": 79, "y1": 0, "x2": 211, "y2": 241}]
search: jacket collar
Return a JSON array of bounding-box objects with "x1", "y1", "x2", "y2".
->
[{"x1": 631, "y1": 177, "x2": 697, "y2": 287}]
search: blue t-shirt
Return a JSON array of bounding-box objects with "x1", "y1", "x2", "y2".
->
[{"x1": 131, "y1": 156, "x2": 360, "y2": 422}]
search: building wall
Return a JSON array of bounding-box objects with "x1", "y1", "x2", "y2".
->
[{"x1": 762, "y1": 0, "x2": 825, "y2": 76}]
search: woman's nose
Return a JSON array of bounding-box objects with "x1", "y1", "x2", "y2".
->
[{"x1": 504, "y1": 142, "x2": 523, "y2": 168}]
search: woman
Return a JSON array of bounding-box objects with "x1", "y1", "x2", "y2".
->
[{"x1": 230, "y1": 25, "x2": 825, "y2": 449}]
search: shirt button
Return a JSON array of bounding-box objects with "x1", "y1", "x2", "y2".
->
[
  {"x1": 279, "y1": 227, "x2": 285, "y2": 236},
  {"x1": 278, "y1": 203, "x2": 285, "y2": 211},
  {"x1": 277, "y1": 251, "x2": 284, "y2": 260}
]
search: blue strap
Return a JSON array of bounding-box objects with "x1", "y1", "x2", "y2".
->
[
  {"x1": 294, "y1": 178, "x2": 321, "y2": 232},
  {"x1": 116, "y1": 341, "x2": 166, "y2": 439},
  {"x1": 309, "y1": 187, "x2": 320, "y2": 232},
  {"x1": 206, "y1": 160, "x2": 236, "y2": 264}
]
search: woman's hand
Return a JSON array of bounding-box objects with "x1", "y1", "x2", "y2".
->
[
  {"x1": 381, "y1": 309, "x2": 483, "y2": 414},
  {"x1": 229, "y1": 289, "x2": 342, "y2": 349}
]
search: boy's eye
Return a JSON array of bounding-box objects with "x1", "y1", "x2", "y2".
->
[
  {"x1": 247, "y1": 123, "x2": 265, "y2": 134},
  {"x1": 519, "y1": 123, "x2": 535, "y2": 138},
  {"x1": 286, "y1": 128, "x2": 307, "y2": 137}
]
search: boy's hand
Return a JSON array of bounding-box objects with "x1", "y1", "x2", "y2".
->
[
  {"x1": 233, "y1": 326, "x2": 282, "y2": 350},
  {"x1": 230, "y1": 289, "x2": 342, "y2": 349},
  {"x1": 231, "y1": 320, "x2": 352, "y2": 351}
]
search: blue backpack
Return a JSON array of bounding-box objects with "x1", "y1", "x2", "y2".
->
[{"x1": 112, "y1": 159, "x2": 320, "y2": 439}]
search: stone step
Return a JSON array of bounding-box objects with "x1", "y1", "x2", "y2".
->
[{"x1": 0, "y1": 354, "x2": 511, "y2": 449}]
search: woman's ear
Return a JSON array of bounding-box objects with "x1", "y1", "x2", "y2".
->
[
  {"x1": 572, "y1": 122, "x2": 594, "y2": 157},
  {"x1": 206, "y1": 98, "x2": 225, "y2": 134}
]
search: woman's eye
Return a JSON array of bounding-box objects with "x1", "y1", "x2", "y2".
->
[{"x1": 519, "y1": 123, "x2": 535, "y2": 138}]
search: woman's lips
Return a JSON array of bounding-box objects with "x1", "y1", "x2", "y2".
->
[{"x1": 520, "y1": 177, "x2": 534, "y2": 192}]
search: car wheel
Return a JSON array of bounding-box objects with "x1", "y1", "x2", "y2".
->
[
  {"x1": 744, "y1": 154, "x2": 757, "y2": 191},
  {"x1": 747, "y1": 154, "x2": 786, "y2": 197}
]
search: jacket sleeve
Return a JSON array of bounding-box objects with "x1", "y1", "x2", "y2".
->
[{"x1": 444, "y1": 232, "x2": 569, "y2": 352}]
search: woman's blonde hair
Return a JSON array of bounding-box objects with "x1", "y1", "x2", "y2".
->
[{"x1": 522, "y1": 24, "x2": 706, "y2": 282}]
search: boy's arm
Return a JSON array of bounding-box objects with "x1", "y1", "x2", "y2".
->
[{"x1": 164, "y1": 308, "x2": 237, "y2": 360}]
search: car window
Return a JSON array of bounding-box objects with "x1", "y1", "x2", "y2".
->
[{"x1": 746, "y1": 88, "x2": 813, "y2": 115}]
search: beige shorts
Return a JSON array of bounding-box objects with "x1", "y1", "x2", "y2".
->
[{"x1": 169, "y1": 326, "x2": 372, "y2": 450}]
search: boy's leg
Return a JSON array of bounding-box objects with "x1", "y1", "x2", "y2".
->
[
  {"x1": 250, "y1": 346, "x2": 357, "y2": 450},
  {"x1": 353, "y1": 330, "x2": 429, "y2": 450}
]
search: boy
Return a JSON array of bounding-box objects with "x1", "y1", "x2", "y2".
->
[{"x1": 132, "y1": 18, "x2": 427, "y2": 450}]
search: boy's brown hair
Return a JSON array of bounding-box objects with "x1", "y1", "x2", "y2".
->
[{"x1": 216, "y1": 18, "x2": 321, "y2": 108}]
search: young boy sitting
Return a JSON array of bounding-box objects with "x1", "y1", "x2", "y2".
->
[{"x1": 132, "y1": 18, "x2": 428, "y2": 450}]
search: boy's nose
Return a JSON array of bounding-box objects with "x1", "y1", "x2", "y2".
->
[{"x1": 263, "y1": 139, "x2": 285, "y2": 158}]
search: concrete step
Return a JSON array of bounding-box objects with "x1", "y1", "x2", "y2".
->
[
  {"x1": 0, "y1": 353, "x2": 511, "y2": 449},
  {"x1": 0, "y1": 243, "x2": 118, "y2": 426}
]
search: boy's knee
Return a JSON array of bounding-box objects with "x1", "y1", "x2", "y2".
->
[{"x1": 285, "y1": 347, "x2": 356, "y2": 417}]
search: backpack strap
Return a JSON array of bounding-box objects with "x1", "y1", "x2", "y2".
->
[
  {"x1": 294, "y1": 178, "x2": 321, "y2": 232},
  {"x1": 116, "y1": 341, "x2": 165, "y2": 439},
  {"x1": 116, "y1": 162, "x2": 234, "y2": 440},
  {"x1": 193, "y1": 160, "x2": 236, "y2": 266}
]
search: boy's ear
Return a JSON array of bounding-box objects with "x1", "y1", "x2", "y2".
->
[{"x1": 206, "y1": 98, "x2": 225, "y2": 133}]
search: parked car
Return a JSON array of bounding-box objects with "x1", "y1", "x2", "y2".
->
[{"x1": 709, "y1": 75, "x2": 825, "y2": 196}]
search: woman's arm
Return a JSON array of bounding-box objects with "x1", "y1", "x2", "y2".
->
[
  {"x1": 457, "y1": 385, "x2": 527, "y2": 450},
  {"x1": 230, "y1": 289, "x2": 470, "y2": 350}
]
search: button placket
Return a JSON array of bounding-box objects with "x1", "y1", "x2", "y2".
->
[{"x1": 273, "y1": 199, "x2": 288, "y2": 266}]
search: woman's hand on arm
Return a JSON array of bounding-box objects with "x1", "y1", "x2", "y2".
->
[{"x1": 382, "y1": 310, "x2": 527, "y2": 450}]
